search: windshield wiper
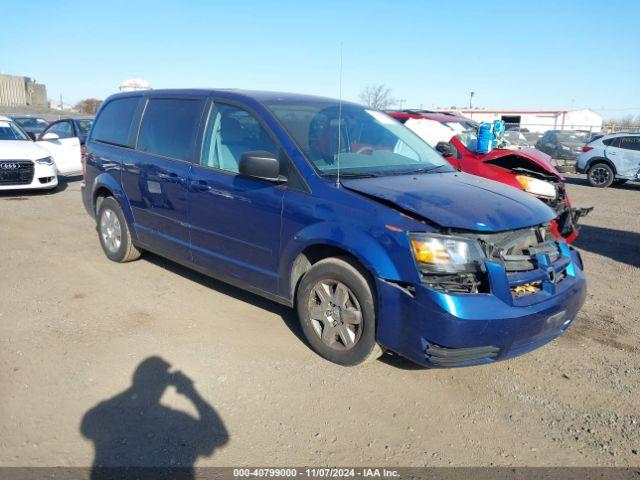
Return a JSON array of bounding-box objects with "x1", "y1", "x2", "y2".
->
[
  {"x1": 321, "y1": 172, "x2": 381, "y2": 178},
  {"x1": 390, "y1": 164, "x2": 451, "y2": 176}
]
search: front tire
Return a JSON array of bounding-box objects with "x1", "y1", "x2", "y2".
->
[
  {"x1": 587, "y1": 163, "x2": 614, "y2": 188},
  {"x1": 296, "y1": 257, "x2": 382, "y2": 366},
  {"x1": 97, "y1": 197, "x2": 141, "y2": 262}
]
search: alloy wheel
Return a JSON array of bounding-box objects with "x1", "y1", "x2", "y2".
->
[
  {"x1": 100, "y1": 209, "x2": 122, "y2": 253},
  {"x1": 590, "y1": 166, "x2": 610, "y2": 186},
  {"x1": 308, "y1": 280, "x2": 363, "y2": 350}
]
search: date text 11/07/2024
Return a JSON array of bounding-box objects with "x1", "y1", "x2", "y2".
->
[{"x1": 232, "y1": 468, "x2": 400, "y2": 478}]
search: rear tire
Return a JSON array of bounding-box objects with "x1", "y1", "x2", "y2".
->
[
  {"x1": 296, "y1": 257, "x2": 382, "y2": 366},
  {"x1": 97, "y1": 197, "x2": 141, "y2": 263},
  {"x1": 587, "y1": 163, "x2": 614, "y2": 188}
]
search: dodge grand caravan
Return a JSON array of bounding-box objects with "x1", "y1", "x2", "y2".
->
[{"x1": 81, "y1": 90, "x2": 587, "y2": 367}]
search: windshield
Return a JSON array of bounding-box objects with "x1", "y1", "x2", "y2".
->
[
  {"x1": 13, "y1": 117, "x2": 48, "y2": 128},
  {"x1": 265, "y1": 101, "x2": 453, "y2": 176},
  {"x1": 0, "y1": 120, "x2": 30, "y2": 141},
  {"x1": 77, "y1": 119, "x2": 93, "y2": 135}
]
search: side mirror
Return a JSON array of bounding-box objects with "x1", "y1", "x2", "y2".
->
[
  {"x1": 239, "y1": 151, "x2": 284, "y2": 182},
  {"x1": 26, "y1": 132, "x2": 37, "y2": 141},
  {"x1": 41, "y1": 132, "x2": 60, "y2": 141},
  {"x1": 435, "y1": 141, "x2": 453, "y2": 157}
]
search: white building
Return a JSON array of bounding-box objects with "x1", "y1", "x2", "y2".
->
[
  {"x1": 48, "y1": 100, "x2": 74, "y2": 111},
  {"x1": 119, "y1": 78, "x2": 152, "y2": 92},
  {"x1": 439, "y1": 108, "x2": 603, "y2": 132}
]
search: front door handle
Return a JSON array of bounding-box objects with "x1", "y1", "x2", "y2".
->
[
  {"x1": 190, "y1": 179, "x2": 212, "y2": 192},
  {"x1": 157, "y1": 171, "x2": 180, "y2": 180}
]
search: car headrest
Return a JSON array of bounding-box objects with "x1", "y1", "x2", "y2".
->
[{"x1": 220, "y1": 117, "x2": 244, "y2": 144}]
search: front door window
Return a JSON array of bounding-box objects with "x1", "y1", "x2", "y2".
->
[{"x1": 201, "y1": 103, "x2": 279, "y2": 173}]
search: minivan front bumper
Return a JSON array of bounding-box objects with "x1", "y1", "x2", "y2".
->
[{"x1": 375, "y1": 244, "x2": 587, "y2": 367}]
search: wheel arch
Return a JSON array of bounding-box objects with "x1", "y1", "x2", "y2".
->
[
  {"x1": 586, "y1": 157, "x2": 618, "y2": 175},
  {"x1": 289, "y1": 244, "x2": 379, "y2": 303},
  {"x1": 90, "y1": 172, "x2": 137, "y2": 240},
  {"x1": 282, "y1": 224, "x2": 408, "y2": 303}
]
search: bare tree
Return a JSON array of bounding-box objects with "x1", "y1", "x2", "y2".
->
[
  {"x1": 603, "y1": 114, "x2": 640, "y2": 133},
  {"x1": 358, "y1": 85, "x2": 396, "y2": 110},
  {"x1": 75, "y1": 98, "x2": 103, "y2": 115}
]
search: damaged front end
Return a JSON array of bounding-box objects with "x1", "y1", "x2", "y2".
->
[
  {"x1": 412, "y1": 223, "x2": 577, "y2": 299},
  {"x1": 486, "y1": 155, "x2": 592, "y2": 242}
]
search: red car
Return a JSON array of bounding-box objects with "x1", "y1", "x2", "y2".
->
[{"x1": 386, "y1": 110, "x2": 590, "y2": 242}]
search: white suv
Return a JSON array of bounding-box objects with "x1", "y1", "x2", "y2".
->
[
  {"x1": 0, "y1": 116, "x2": 58, "y2": 191},
  {"x1": 577, "y1": 133, "x2": 640, "y2": 188}
]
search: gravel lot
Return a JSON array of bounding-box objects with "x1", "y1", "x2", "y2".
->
[{"x1": 0, "y1": 174, "x2": 639, "y2": 468}]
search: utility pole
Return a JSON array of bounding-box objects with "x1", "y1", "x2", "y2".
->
[
  {"x1": 398, "y1": 98, "x2": 406, "y2": 110},
  {"x1": 469, "y1": 91, "x2": 475, "y2": 109}
]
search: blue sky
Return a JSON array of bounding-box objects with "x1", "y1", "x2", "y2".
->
[{"x1": 2, "y1": 0, "x2": 639, "y2": 118}]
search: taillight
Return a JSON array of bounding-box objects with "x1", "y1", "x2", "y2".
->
[
  {"x1": 81, "y1": 145, "x2": 87, "y2": 178},
  {"x1": 582, "y1": 146, "x2": 593, "y2": 152}
]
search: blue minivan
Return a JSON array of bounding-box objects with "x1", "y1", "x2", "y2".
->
[{"x1": 81, "y1": 89, "x2": 586, "y2": 367}]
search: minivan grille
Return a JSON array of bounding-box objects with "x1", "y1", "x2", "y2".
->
[
  {"x1": 0, "y1": 160, "x2": 34, "y2": 186},
  {"x1": 476, "y1": 225, "x2": 559, "y2": 272}
]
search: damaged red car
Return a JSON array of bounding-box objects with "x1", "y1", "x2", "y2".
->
[{"x1": 386, "y1": 110, "x2": 591, "y2": 243}]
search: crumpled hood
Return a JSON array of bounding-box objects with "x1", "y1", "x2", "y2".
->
[
  {"x1": 482, "y1": 147, "x2": 561, "y2": 176},
  {"x1": 450, "y1": 137, "x2": 561, "y2": 177},
  {"x1": 0, "y1": 140, "x2": 50, "y2": 161},
  {"x1": 341, "y1": 172, "x2": 556, "y2": 232}
]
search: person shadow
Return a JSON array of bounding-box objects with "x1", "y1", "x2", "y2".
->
[{"x1": 80, "y1": 356, "x2": 229, "y2": 480}]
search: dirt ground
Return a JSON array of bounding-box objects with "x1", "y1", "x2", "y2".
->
[{"x1": 0, "y1": 174, "x2": 639, "y2": 468}]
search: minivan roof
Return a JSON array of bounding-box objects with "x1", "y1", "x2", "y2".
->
[{"x1": 103, "y1": 88, "x2": 361, "y2": 107}]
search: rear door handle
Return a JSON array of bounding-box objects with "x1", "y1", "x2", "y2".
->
[{"x1": 190, "y1": 179, "x2": 212, "y2": 192}]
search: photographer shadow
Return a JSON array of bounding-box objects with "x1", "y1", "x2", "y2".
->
[{"x1": 80, "y1": 356, "x2": 229, "y2": 480}]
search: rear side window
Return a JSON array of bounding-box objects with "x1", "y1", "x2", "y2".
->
[
  {"x1": 138, "y1": 98, "x2": 204, "y2": 161},
  {"x1": 91, "y1": 97, "x2": 140, "y2": 147},
  {"x1": 603, "y1": 137, "x2": 620, "y2": 147},
  {"x1": 619, "y1": 136, "x2": 640, "y2": 152}
]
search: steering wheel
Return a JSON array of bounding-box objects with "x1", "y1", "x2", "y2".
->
[{"x1": 355, "y1": 146, "x2": 376, "y2": 155}]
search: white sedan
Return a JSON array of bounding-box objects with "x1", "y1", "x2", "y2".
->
[
  {"x1": 35, "y1": 118, "x2": 88, "y2": 176},
  {"x1": 0, "y1": 116, "x2": 58, "y2": 191}
]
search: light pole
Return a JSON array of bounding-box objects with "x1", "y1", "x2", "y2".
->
[{"x1": 469, "y1": 91, "x2": 475, "y2": 109}]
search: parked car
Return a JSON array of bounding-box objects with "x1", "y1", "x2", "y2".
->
[
  {"x1": 577, "y1": 133, "x2": 640, "y2": 187},
  {"x1": 82, "y1": 90, "x2": 586, "y2": 368},
  {"x1": 10, "y1": 115, "x2": 49, "y2": 140},
  {"x1": 586, "y1": 132, "x2": 604, "y2": 144},
  {"x1": 523, "y1": 130, "x2": 544, "y2": 145},
  {"x1": 503, "y1": 130, "x2": 531, "y2": 149},
  {"x1": 0, "y1": 115, "x2": 57, "y2": 190},
  {"x1": 386, "y1": 110, "x2": 589, "y2": 243},
  {"x1": 38, "y1": 117, "x2": 94, "y2": 144},
  {"x1": 535, "y1": 130, "x2": 589, "y2": 161},
  {"x1": 35, "y1": 117, "x2": 93, "y2": 175}
]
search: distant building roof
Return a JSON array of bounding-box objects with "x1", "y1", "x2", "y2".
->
[
  {"x1": 119, "y1": 78, "x2": 152, "y2": 92},
  {"x1": 436, "y1": 108, "x2": 599, "y2": 115}
]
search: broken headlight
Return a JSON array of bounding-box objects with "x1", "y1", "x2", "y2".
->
[
  {"x1": 515, "y1": 175, "x2": 556, "y2": 199},
  {"x1": 409, "y1": 233, "x2": 488, "y2": 293}
]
